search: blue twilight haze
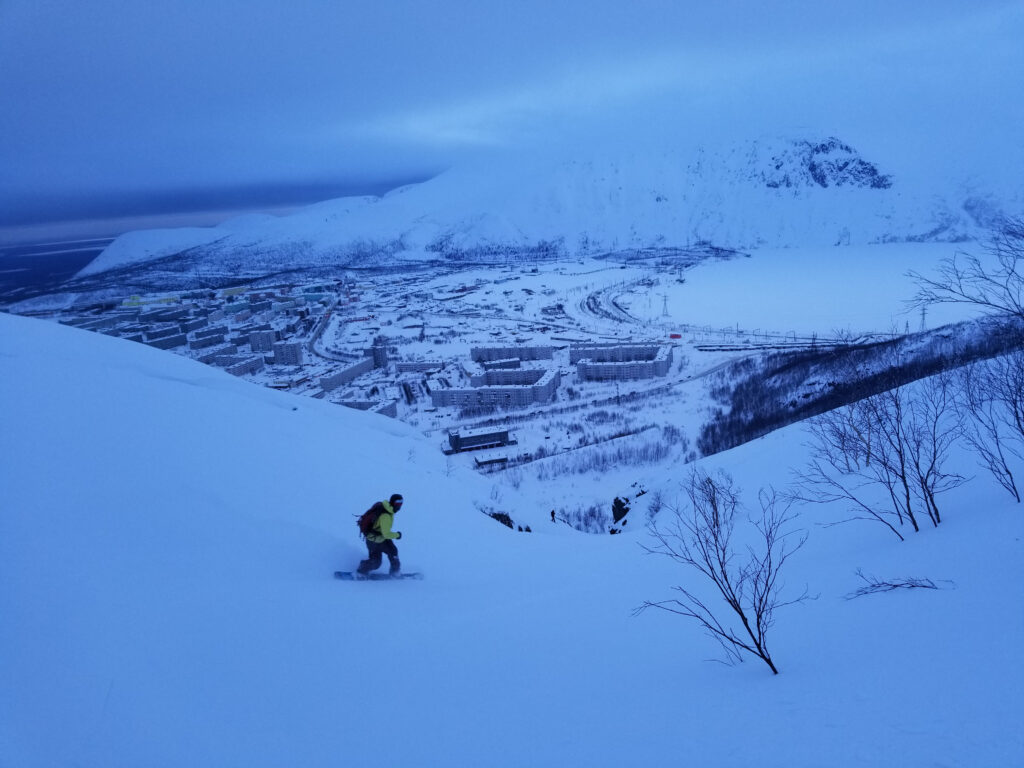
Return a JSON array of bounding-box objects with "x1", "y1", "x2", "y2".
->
[{"x1": 1, "y1": 0, "x2": 1021, "y2": 237}]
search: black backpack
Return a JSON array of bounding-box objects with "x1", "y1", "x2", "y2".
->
[{"x1": 356, "y1": 504, "x2": 384, "y2": 537}]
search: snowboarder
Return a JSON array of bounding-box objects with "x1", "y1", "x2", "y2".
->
[{"x1": 357, "y1": 494, "x2": 404, "y2": 577}]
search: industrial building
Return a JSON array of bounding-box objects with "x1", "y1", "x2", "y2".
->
[{"x1": 445, "y1": 428, "x2": 513, "y2": 454}]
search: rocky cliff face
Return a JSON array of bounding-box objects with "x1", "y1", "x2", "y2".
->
[{"x1": 759, "y1": 137, "x2": 893, "y2": 190}]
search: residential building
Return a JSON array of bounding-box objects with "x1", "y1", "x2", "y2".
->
[
  {"x1": 396, "y1": 361, "x2": 444, "y2": 372},
  {"x1": 319, "y1": 357, "x2": 374, "y2": 391},
  {"x1": 190, "y1": 334, "x2": 225, "y2": 350},
  {"x1": 571, "y1": 343, "x2": 673, "y2": 381},
  {"x1": 144, "y1": 333, "x2": 188, "y2": 350},
  {"x1": 249, "y1": 330, "x2": 277, "y2": 352},
  {"x1": 370, "y1": 336, "x2": 389, "y2": 368},
  {"x1": 224, "y1": 356, "x2": 265, "y2": 376},
  {"x1": 431, "y1": 368, "x2": 559, "y2": 409},
  {"x1": 273, "y1": 341, "x2": 304, "y2": 366},
  {"x1": 471, "y1": 345, "x2": 554, "y2": 363}
]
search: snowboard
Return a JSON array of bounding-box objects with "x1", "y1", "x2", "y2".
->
[{"x1": 334, "y1": 571, "x2": 423, "y2": 581}]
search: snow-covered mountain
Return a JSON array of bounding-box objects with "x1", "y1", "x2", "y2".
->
[
  {"x1": 3, "y1": 306, "x2": 1023, "y2": 768},
  {"x1": 80, "y1": 135, "x2": 1017, "y2": 279}
]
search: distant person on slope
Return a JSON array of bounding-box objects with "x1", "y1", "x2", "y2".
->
[{"x1": 356, "y1": 494, "x2": 404, "y2": 577}]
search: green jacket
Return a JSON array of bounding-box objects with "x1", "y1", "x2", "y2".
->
[{"x1": 367, "y1": 500, "x2": 401, "y2": 543}]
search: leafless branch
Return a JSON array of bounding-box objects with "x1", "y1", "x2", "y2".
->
[
  {"x1": 637, "y1": 469, "x2": 810, "y2": 675},
  {"x1": 956, "y1": 353, "x2": 1024, "y2": 502},
  {"x1": 792, "y1": 360, "x2": 966, "y2": 537},
  {"x1": 910, "y1": 216, "x2": 1024, "y2": 321},
  {"x1": 843, "y1": 568, "x2": 951, "y2": 599}
]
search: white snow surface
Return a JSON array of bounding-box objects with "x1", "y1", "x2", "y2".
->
[{"x1": 2, "y1": 310, "x2": 1023, "y2": 767}]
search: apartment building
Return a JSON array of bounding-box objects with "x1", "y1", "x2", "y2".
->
[
  {"x1": 470, "y1": 345, "x2": 555, "y2": 363},
  {"x1": 273, "y1": 341, "x2": 304, "y2": 366},
  {"x1": 319, "y1": 357, "x2": 374, "y2": 392},
  {"x1": 431, "y1": 368, "x2": 560, "y2": 409},
  {"x1": 571, "y1": 343, "x2": 673, "y2": 381}
]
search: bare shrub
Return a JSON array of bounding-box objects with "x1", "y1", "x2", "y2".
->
[
  {"x1": 957, "y1": 351, "x2": 1024, "y2": 502},
  {"x1": 792, "y1": 373, "x2": 965, "y2": 540},
  {"x1": 532, "y1": 427, "x2": 679, "y2": 480},
  {"x1": 902, "y1": 372, "x2": 967, "y2": 526},
  {"x1": 911, "y1": 216, "x2": 1024, "y2": 321},
  {"x1": 560, "y1": 504, "x2": 610, "y2": 534},
  {"x1": 843, "y1": 569, "x2": 948, "y2": 599},
  {"x1": 636, "y1": 469, "x2": 810, "y2": 675},
  {"x1": 646, "y1": 490, "x2": 665, "y2": 522}
]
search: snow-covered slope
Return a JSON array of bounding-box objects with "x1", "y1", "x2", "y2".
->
[
  {"x1": 2, "y1": 311, "x2": 1023, "y2": 767},
  {"x1": 79, "y1": 135, "x2": 1018, "y2": 278}
]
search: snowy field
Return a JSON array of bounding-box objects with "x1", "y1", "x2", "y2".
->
[
  {"x1": 2, "y1": 293, "x2": 1022, "y2": 767},
  {"x1": 630, "y1": 243, "x2": 987, "y2": 336}
]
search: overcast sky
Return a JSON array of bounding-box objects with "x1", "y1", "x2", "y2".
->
[{"x1": 1, "y1": 0, "x2": 1022, "y2": 238}]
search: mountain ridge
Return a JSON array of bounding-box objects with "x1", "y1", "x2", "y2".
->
[{"x1": 78, "y1": 134, "x2": 1017, "y2": 281}]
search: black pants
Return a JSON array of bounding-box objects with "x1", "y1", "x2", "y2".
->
[{"x1": 357, "y1": 539, "x2": 400, "y2": 575}]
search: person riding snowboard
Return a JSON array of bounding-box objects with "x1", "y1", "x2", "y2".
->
[{"x1": 357, "y1": 494, "x2": 404, "y2": 577}]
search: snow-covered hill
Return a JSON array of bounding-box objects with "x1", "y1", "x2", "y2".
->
[
  {"x1": 3, "y1": 310, "x2": 1023, "y2": 767},
  {"x1": 79, "y1": 135, "x2": 1017, "y2": 279}
]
